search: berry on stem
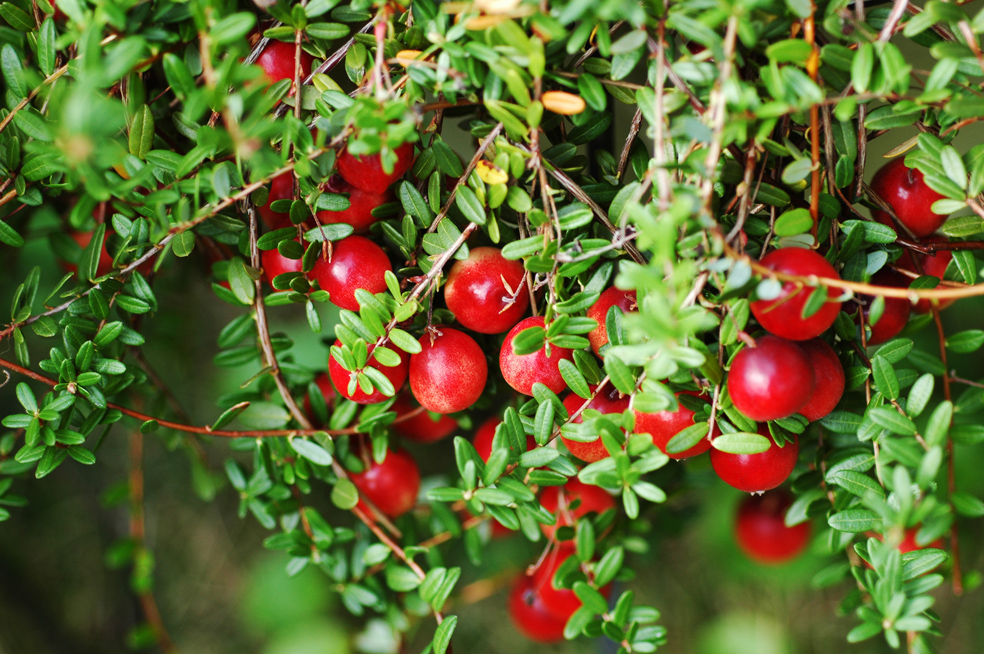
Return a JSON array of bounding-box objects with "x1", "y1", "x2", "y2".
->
[
  {"x1": 337, "y1": 142, "x2": 415, "y2": 195},
  {"x1": 444, "y1": 247, "x2": 529, "y2": 334},
  {"x1": 750, "y1": 248, "x2": 842, "y2": 341},
  {"x1": 540, "y1": 478, "x2": 615, "y2": 546},
  {"x1": 862, "y1": 271, "x2": 911, "y2": 346},
  {"x1": 310, "y1": 235, "x2": 392, "y2": 312},
  {"x1": 899, "y1": 239, "x2": 954, "y2": 314},
  {"x1": 587, "y1": 287, "x2": 637, "y2": 355},
  {"x1": 318, "y1": 175, "x2": 391, "y2": 234},
  {"x1": 499, "y1": 316, "x2": 575, "y2": 395},
  {"x1": 350, "y1": 448, "x2": 420, "y2": 519},
  {"x1": 390, "y1": 394, "x2": 457, "y2": 443},
  {"x1": 531, "y1": 552, "x2": 611, "y2": 620},
  {"x1": 870, "y1": 158, "x2": 948, "y2": 238},
  {"x1": 735, "y1": 490, "x2": 811, "y2": 565},
  {"x1": 634, "y1": 390, "x2": 713, "y2": 459},
  {"x1": 728, "y1": 335, "x2": 814, "y2": 422},
  {"x1": 257, "y1": 172, "x2": 295, "y2": 230},
  {"x1": 508, "y1": 575, "x2": 567, "y2": 643},
  {"x1": 472, "y1": 417, "x2": 534, "y2": 462},
  {"x1": 255, "y1": 39, "x2": 314, "y2": 90},
  {"x1": 328, "y1": 340, "x2": 409, "y2": 405},
  {"x1": 261, "y1": 245, "x2": 303, "y2": 286},
  {"x1": 797, "y1": 339, "x2": 844, "y2": 422},
  {"x1": 711, "y1": 427, "x2": 799, "y2": 493},
  {"x1": 559, "y1": 385, "x2": 630, "y2": 463},
  {"x1": 409, "y1": 328, "x2": 488, "y2": 414}
]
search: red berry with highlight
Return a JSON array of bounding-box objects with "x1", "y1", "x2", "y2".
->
[
  {"x1": 409, "y1": 328, "x2": 488, "y2": 414},
  {"x1": 587, "y1": 287, "x2": 637, "y2": 355},
  {"x1": 350, "y1": 448, "x2": 420, "y2": 519},
  {"x1": 735, "y1": 490, "x2": 811, "y2": 565},
  {"x1": 499, "y1": 316, "x2": 574, "y2": 396},
  {"x1": 256, "y1": 40, "x2": 314, "y2": 90},
  {"x1": 508, "y1": 575, "x2": 567, "y2": 643},
  {"x1": 472, "y1": 417, "x2": 534, "y2": 462},
  {"x1": 328, "y1": 340, "x2": 409, "y2": 405},
  {"x1": 711, "y1": 426, "x2": 799, "y2": 493},
  {"x1": 310, "y1": 235, "x2": 392, "y2": 312},
  {"x1": 540, "y1": 478, "x2": 615, "y2": 546},
  {"x1": 531, "y1": 552, "x2": 612, "y2": 621},
  {"x1": 750, "y1": 248, "x2": 842, "y2": 341},
  {"x1": 870, "y1": 158, "x2": 948, "y2": 238},
  {"x1": 318, "y1": 175, "x2": 391, "y2": 234},
  {"x1": 728, "y1": 336, "x2": 814, "y2": 422},
  {"x1": 337, "y1": 142, "x2": 415, "y2": 195},
  {"x1": 445, "y1": 247, "x2": 529, "y2": 334},
  {"x1": 261, "y1": 245, "x2": 303, "y2": 286},
  {"x1": 390, "y1": 394, "x2": 457, "y2": 443},
  {"x1": 634, "y1": 390, "x2": 712, "y2": 459},
  {"x1": 797, "y1": 339, "x2": 844, "y2": 422},
  {"x1": 559, "y1": 385, "x2": 629, "y2": 463}
]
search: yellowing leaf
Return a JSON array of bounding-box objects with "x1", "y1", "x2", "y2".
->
[
  {"x1": 476, "y1": 160, "x2": 508, "y2": 185},
  {"x1": 542, "y1": 91, "x2": 586, "y2": 115}
]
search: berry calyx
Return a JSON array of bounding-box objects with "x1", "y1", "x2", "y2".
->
[
  {"x1": 310, "y1": 235, "x2": 392, "y2": 312},
  {"x1": 390, "y1": 394, "x2": 457, "y2": 443},
  {"x1": 350, "y1": 448, "x2": 420, "y2": 519},
  {"x1": 409, "y1": 328, "x2": 488, "y2": 414},
  {"x1": 444, "y1": 247, "x2": 529, "y2": 334},
  {"x1": 797, "y1": 339, "x2": 845, "y2": 422},
  {"x1": 261, "y1": 244, "x2": 304, "y2": 286},
  {"x1": 508, "y1": 575, "x2": 567, "y2": 643},
  {"x1": 728, "y1": 335, "x2": 814, "y2": 422},
  {"x1": 257, "y1": 172, "x2": 295, "y2": 230},
  {"x1": 899, "y1": 239, "x2": 955, "y2": 314},
  {"x1": 540, "y1": 478, "x2": 615, "y2": 546},
  {"x1": 559, "y1": 385, "x2": 630, "y2": 463},
  {"x1": 337, "y1": 142, "x2": 415, "y2": 195},
  {"x1": 499, "y1": 316, "x2": 575, "y2": 396},
  {"x1": 711, "y1": 427, "x2": 799, "y2": 493},
  {"x1": 303, "y1": 373, "x2": 336, "y2": 425},
  {"x1": 750, "y1": 248, "x2": 842, "y2": 341},
  {"x1": 735, "y1": 490, "x2": 811, "y2": 565},
  {"x1": 586, "y1": 287, "x2": 637, "y2": 355},
  {"x1": 870, "y1": 158, "x2": 948, "y2": 238},
  {"x1": 318, "y1": 175, "x2": 391, "y2": 234},
  {"x1": 634, "y1": 390, "x2": 713, "y2": 459},
  {"x1": 255, "y1": 39, "x2": 314, "y2": 90},
  {"x1": 862, "y1": 271, "x2": 911, "y2": 346},
  {"x1": 328, "y1": 340, "x2": 409, "y2": 405}
]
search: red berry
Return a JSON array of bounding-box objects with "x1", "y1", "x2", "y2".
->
[
  {"x1": 559, "y1": 385, "x2": 630, "y2": 463},
  {"x1": 328, "y1": 339, "x2": 409, "y2": 405},
  {"x1": 728, "y1": 335, "x2": 814, "y2": 422},
  {"x1": 899, "y1": 240, "x2": 954, "y2": 314},
  {"x1": 472, "y1": 417, "x2": 535, "y2": 462},
  {"x1": 310, "y1": 235, "x2": 391, "y2": 312},
  {"x1": 531, "y1": 552, "x2": 611, "y2": 621},
  {"x1": 862, "y1": 271, "x2": 911, "y2": 346},
  {"x1": 499, "y1": 316, "x2": 575, "y2": 395},
  {"x1": 445, "y1": 247, "x2": 529, "y2": 334},
  {"x1": 409, "y1": 328, "x2": 488, "y2": 414},
  {"x1": 257, "y1": 172, "x2": 295, "y2": 230},
  {"x1": 797, "y1": 339, "x2": 844, "y2": 422},
  {"x1": 735, "y1": 490, "x2": 811, "y2": 564},
  {"x1": 390, "y1": 394, "x2": 457, "y2": 443},
  {"x1": 586, "y1": 287, "x2": 637, "y2": 356},
  {"x1": 870, "y1": 158, "x2": 947, "y2": 238},
  {"x1": 303, "y1": 373, "x2": 337, "y2": 424},
  {"x1": 508, "y1": 575, "x2": 567, "y2": 643},
  {"x1": 261, "y1": 244, "x2": 303, "y2": 286},
  {"x1": 711, "y1": 427, "x2": 799, "y2": 493},
  {"x1": 864, "y1": 528, "x2": 945, "y2": 571},
  {"x1": 350, "y1": 448, "x2": 420, "y2": 519},
  {"x1": 750, "y1": 248, "x2": 842, "y2": 341},
  {"x1": 318, "y1": 175, "x2": 391, "y2": 234},
  {"x1": 337, "y1": 142, "x2": 415, "y2": 195},
  {"x1": 540, "y1": 478, "x2": 615, "y2": 546},
  {"x1": 634, "y1": 390, "x2": 713, "y2": 459},
  {"x1": 256, "y1": 39, "x2": 314, "y2": 90}
]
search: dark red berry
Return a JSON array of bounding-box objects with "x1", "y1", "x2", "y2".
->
[
  {"x1": 310, "y1": 235, "x2": 392, "y2": 312},
  {"x1": 559, "y1": 385, "x2": 630, "y2": 463},
  {"x1": 586, "y1": 287, "x2": 636, "y2": 356},
  {"x1": 750, "y1": 248, "x2": 842, "y2": 341},
  {"x1": 899, "y1": 239, "x2": 954, "y2": 314},
  {"x1": 328, "y1": 339, "x2": 409, "y2": 405},
  {"x1": 797, "y1": 339, "x2": 844, "y2": 422},
  {"x1": 318, "y1": 175, "x2": 391, "y2": 234},
  {"x1": 445, "y1": 247, "x2": 529, "y2": 334},
  {"x1": 499, "y1": 316, "x2": 574, "y2": 396},
  {"x1": 351, "y1": 448, "x2": 420, "y2": 519},
  {"x1": 728, "y1": 335, "x2": 814, "y2": 422},
  {"x1": 540, "y1": 478, "x2": 615, "y2": 546},
  {"x1": 390, "y1": 394, "x2": 457, "y2": 443},
  {"x1": 862, "y1": 271, "x2": 911, "y2": 346},
  {"x1": 870, "y1": 158, "x2": 947, "y2": 238},
  {"x1": 711, "y1": 427, "x2": 798, "y2": 493},
  {"x1": 735, "y1": 490, "x2": 811, "y2": 564},
  {"x1": 531, "y1": 552, "x2": 612, "y2": 621},
  {"x1": 257, "y1": 172, "x2": 295, "y2": 229},
  {"x1": 508, "y1": 575, "x2": 567, "y2": 643},
  {"x1": 256, "y1": 39, "x2": 314, "y2": 90},
  {"x1": 409, "y1": 328, "x2": 488, "y2": 414},
  {"x1": 634, "y1": 390, "x2": 712, "y2": 459},
  {"x1": 337, "y1": 142, "x2": 415, "y2": 195}
]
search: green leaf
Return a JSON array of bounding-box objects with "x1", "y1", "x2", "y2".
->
[
  {"x1": 211, "y1": 13, "x2": 257, "y2": 45},
  {"x1": 869, "y1": 407, "x2": 916, "y2": 435},
  {"x1": 236, "y1": 402, "x2": 290, "y2": 430},
  {"x1": 871, "y1": 355, "x2": 899, "y2": 400},
  {"x1": 454, "y1": 186, "x2": 486, "y2": 225},
  {"x1": 128, "y1": 105, "x2": 155, "y2": 159},
  {"x1": 710, "y1": 432, "x2": 770, "y2": 455},
  {"x1": 331, "y1": 478, "x2": 359, "y2": 510},
  {"x1": 291, "y1": 438, "x2": 333, "y2": 466},
  {"x1": 432, "y1": 615, "x2": 457, "y2": 654},
  {"x1": 828, "y1": 509, "x2": 881, "y2": 533},
  {"x1": 946, "y1": 330, "x2": 984, "y2": 353}
]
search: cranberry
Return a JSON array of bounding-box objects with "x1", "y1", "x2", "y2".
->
[
  {"x1": 328, "y1": 339, "x2": 409, "y2": 405},
  {"x1": 540, "y1": 478, "x2": 615, "y2": 546},
  {"x1": 303, "y1": 373, "x2": 337, "y2": 424},
  {"x1": 261, "y1": 244, "x2": 303, "y2": 286},
  {"x1": 256, "y1": 39, "x2": 314, "y2": 89},
  {"x1": 634, "y1": 390, "x2": 712, "y2": 459},
  {"x1": 728, "y1": 335, "x2": 814, "y2": 422},
  {"x1": 350, "y1": 448, "x2": 420, "y2": 519},
  {"x1": 390, "y1": 394, "x2": 457, "y2": 443},
  {"x1": 499, "y1": 316, "x2": 575, "y2": 396},
  {"x1": 508, "y1": 575, "x2": 567, "y2": 643},
  {"x1": 337, "y1": 142, "x2": 415, "y2": 195},
  {"x1": 586, "y1": 287, "x2": 637, "y2": 355},
  {"x1": 317, "y1": 175, "x2": 391, "y2": 234},
  {"x1": 257, "y1": 173, "x2": 295, "y2": 230},
  {"x1": 735, "y1": 490, "x2": 811, "y2": 564},
  {"x1": 862, "y1": 271, "x2": 911, "y2": 346},
  {"x1": 559, "y1": 385, "x2": 630, "y2": 462},
  {"x1": 310, "y1": 235, "x2": 392, "y2": 312},
  {"x1": 864, "y1": 527, "x2": 945, "y2": 571},
  {"x1": 797, "y1": 339, "x2": 844, "y2": 422},
  {"x1": 531, "y1": 552, "x2": 612, "y2": 620},
  {"x1": 899, "y1": 238, "x2": 954, "y2": 314},
  {"x1": 750, "y1": 248, "x2": 842, "y2": 341},
  {"x1": 870, "y1": 158, "x2": 947, "y2": 238},
  {"x1": 445, "y1": 247, "x2": 529, "y2": 334},
  {"x1": 472, "y1": 417, "x2": 535, "y2": 462},
  {"x1": 409, "y1": 328, "x2": 488, "y2": 414},
  {"x1": 711, "y1": 426, "x2": 799, "y2": 493}
]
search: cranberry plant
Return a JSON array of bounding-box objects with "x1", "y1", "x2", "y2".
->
[{"x1": 1, "y1": 0, "x2": 984, "y2": 651}]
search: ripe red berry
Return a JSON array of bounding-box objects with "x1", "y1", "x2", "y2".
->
[
  {"x1": 473, "y1": 417, "x2": 535, "y2": 462},
  {"x1": 559, "y1": 385, "x2": 630, "y2": 463},
  {"x1": 261, "y1": 244, "x2": 303, "y2": 286},
  {"x1": 586, "y1": 287, "x2": 637, "y2": 355},
  {"x1": 310, "y1": 235, "x2": 392, "y2": 312},
  {"x1": 870, "y1": 158, "x2": 947, "y2": 238},
  {"x1": 255, "y1": 39, "x2": 314, "y2": 89},
  {"x1": 728, "y1": 335, "x2": 814, "y2": 422},
  {"x1": 337, "y1": 142, "x2": 415, "y2": 195},
  {"x1": 711, "y1": 427, "x2": 799, "y2": 493},
  {"x1": 257, "y1": 172, "x2": 295, "y2": 230},
  {"x1": 328, "y1": 340, "x2": 409, "y2": 405},
  {"x1": 899, "y1": 240, "x2": 954, "y2": 314},
  {"x1": 531, "y1": 552, "x2": 611, "y2": 620},
  {"x1": 735, "y1": 490, "x2": 811, "y2": 564},
  {"x1": 634, "y1": 390, "x2": 712, "y2": 459},
  {"x1": 750, "y1": 248, "x2": 842, "y2": 341},
  {"x1": 390, "y1": 394, "x2": 457, "y2": 443},
  {"x1": 350, "y1": 448, "x2": 420, "y2": 519},
  {"x1": 508, "y1": 575, "x2": 567, "y2": 643},
  {"x1": 409, "y1": 328, "x2": 488, "y2": 414},
  {"x1": 797, "y1": 339, "x2": 844, "y2": 422},
  {"x1": 540, "y1": 478, "x2": 615, "y2": 546},
  {"x1": 318, "y1": 175, "x2": 391, "y2": 234},
  {"x1": 303, "y1": 373, "x2": 336, "y2": 424},
  {"x1": 499, "y1": 316, "x2": 575, "y2": 396},
  {"x1": 445, "y1": 247, "x2": 529, "y2": 334},
  {"x1": 862, "y1": 271, "x2": 911, "y2": 346},
  {"x1": 864, "y1": 527, "x2": 945, "y2": 571}
]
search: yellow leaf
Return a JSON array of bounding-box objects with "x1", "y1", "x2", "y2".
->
[
  {"x1": 476, "y1": 160, "x2": 508, "y2": 185},
  {"x1": 541, "y1": 91, "x2": 586, "y2": 116}
]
